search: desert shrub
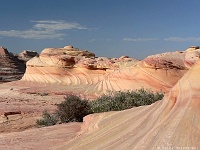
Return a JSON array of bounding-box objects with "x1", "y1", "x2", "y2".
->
[
  {"x1": 36, "y1": 110, "x2": 59, "y2": 126},
  {"x1": 36, "y1": 88, "x2": 164, "y2": 127},
  {"x1": 89, "y1": 94, "x2": 113, "y2": 113},
  {"x1": 131, "y1": 88, "x2": 164, "y2": 106},
  {"x1": 90, "y1": 88, "x2": 164, "y2": 113},
  {"x1": 56, "y1": 95, "x2": 91, "y2": 123}
]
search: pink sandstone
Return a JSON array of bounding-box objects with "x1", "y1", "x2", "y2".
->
[{"x1": 0, "y1": 46, "x2": 199, "y2": 149}]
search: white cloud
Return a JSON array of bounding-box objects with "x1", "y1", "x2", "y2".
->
[
  {"x1": 0, "y1": 30, "x2": 65, "y2": 39},
  {"x1": 164, "y1": 37, "x2": 200, "y2": 42},
  {"x1": 31, "y1": 20, "x2": 65, "y2": 24},
  {"x1": 123, "y1": 38, "x2": 158, "y2": 42},
  {"x1": 32, "y1": 20, "x2": 87, "y2": 30},
  {"x1": 0, "y1": 20, "x2": 87, "y2": 39}
]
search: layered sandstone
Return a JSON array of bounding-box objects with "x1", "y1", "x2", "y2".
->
[
  {"x1": 0, "y1": 47, "x2": 25, "y2": 83},
  {"x1": 0, "y1": 48, "x2": 199, "y2": 149},
  {"x1": 0, "y1": 46, "x2": 199, "y2": 149},
  {"x1": 21, "y1": 46, "x2": 139, "y2": 96},
  {"x1": 59, "y1": 53, "x2": 200, "y2": 150},
  {"x1": 21, "y1": 46, "x2": 200, "y2": 96}
]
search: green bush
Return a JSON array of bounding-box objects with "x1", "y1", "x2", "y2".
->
[
  {"x1": 56, "y1": 95, "x2": 91, "y2": 123},
  {"x1": 90, "y1": 88, "x2": 164, "y2": 113},
  {"x1": 132, "y1": 88, "x2": 164, "y2": 106},
  {"x1": 36, "y1": 88, "x2": 164, "y2": 127},
  {"x1": 89, "y1": 94, "x2": 113, "y2": 113},
  {"x1": 36, "y1": 110, "x2": 59, "y2": 126}
]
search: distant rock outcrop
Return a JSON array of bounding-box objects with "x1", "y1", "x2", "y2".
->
[
  {"x1": 0, "y1": 47, "x2": 25, "y2": 83},
  {"x1": 142, "y1": 46, "x2": 200, "y2": 69},
  {"x1": 17, "y1": 50, "x2": 38, "y2": 63},
  {"x1": 22, "y1": 46, "x2": 200, "y2": 96},
  {"x1": 21, "y1": 45, "x2": 141, "y2": 95},
  {"x1": 21, "y1": 45, "x2": 200, "y2": 96}
]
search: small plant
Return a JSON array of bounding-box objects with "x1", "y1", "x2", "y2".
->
[
  {"x1": 36, "y1": 110, "x2": 59, "y2": 126},
  {"x1": 90, "y1": 88, "x2": 164, "y2": 113},
  {"x1": 56, "y1": 95, "x2": 91, "y2": 123},
  {"x1": 89, "y1": 94, "x2": 113, "y2": 113},
  {"x1": 132, "y1": 88, "x2": 164, "y2": 106},
  {"x1": 36, "y1": 88, "x2": 164, "y2": 127}
]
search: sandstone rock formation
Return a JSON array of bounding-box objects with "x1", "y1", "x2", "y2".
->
[
  {"x1": 0, "y1": 52, "x2": 199, "y2": 149},
  {"x1": 0, "y1": 46, "x2": 199, "y2": 149},
  {"x1": 142, "y1": 46, "x2": 200, "y2": 70},
  {"x1": 21, "y1": 46, "x2": 200, "y2": 96},
  {"x1": 21, "y1": 46, "x2": 139, "y2": 96},
  {"x1": 59, "y1": 54, "x2": 200, "y2": 150},
  {"x1": 0, "y1": 47, "x2": 25, "y2": 83},
  {"x1": 17, "y1": 50, "x2": 38, "y2": 63},
  {"x1": 0, "y1": 123, "x2": 82, "y2": 150}
]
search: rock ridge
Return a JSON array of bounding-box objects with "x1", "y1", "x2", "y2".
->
[{"x1": 0, "y1": 47, "x2": 25, "y2": 83}]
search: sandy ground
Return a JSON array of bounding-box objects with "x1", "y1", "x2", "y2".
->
[{"x1": 0, "y1": 81, "x2": 67, "y2": 133}]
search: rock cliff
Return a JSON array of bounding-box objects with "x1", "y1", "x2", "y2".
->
[{"x1": 0, "y1": 47, "x2": 25, "y2": 83}]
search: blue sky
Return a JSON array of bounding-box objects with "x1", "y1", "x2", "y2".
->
[{"x1": 0, "y1": 0, "x2": 200, "y2": 59}]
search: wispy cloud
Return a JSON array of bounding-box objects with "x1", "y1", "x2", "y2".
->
[
  {"x1": 32, "y1": 20, "x2": 87, "y2": 30},
  {"x1": 0, "y1": 20, "x2": 87, "y2": 39},
  {"x1": 123, "y1": 38, "x2": 158, "y2": 42},
  {"x1": 164, "y1": 37, "x2": 200, "y2": 42},
  {"x1": 0, "y1": 30, "x2": 65, "y2": 39}
]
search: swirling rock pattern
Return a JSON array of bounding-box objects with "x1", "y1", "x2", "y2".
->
[
  {"x1": 22, "y1": 46, "x2": 200, "y2": 96},
  {"x1": 59, "y1": 52, "x2": 200, "y2": 150},
  {"x1": 0, "y1": 46, "x2": 200, "y2": 149}
]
